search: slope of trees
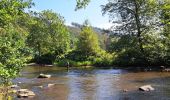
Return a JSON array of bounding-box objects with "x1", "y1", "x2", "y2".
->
[{"x1": 56, "y1": 21, "x2": 113, "y2": 67}]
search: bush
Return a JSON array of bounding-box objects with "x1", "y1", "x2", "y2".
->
[
  {"x1": 88, "y1": 49, "x2": 113, "y2": 66},
  {"x1": 55, "y1": 59, "x2": 93, "y2": 67},
  {"x1": 55, "y1": 59, "x2": 76, "y2": 67},
  {"x1": 113, "y1": 48, "x2": 146, "y2": 66},
  {"x1": 77, "y1": 61, "x2": 92, "y2": 66},
  {"x1": 92, "y1": 53, "x2": 113, "y2": 66}
]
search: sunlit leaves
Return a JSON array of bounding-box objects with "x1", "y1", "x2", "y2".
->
[
  {"x1": 75, "y1": 0, "x2": 90, "y2": 10},
  {"x1": 0, "y1": 0, "x2": 33, "y2": 27},
  {"x1": 0, "y1": 0, "x2": 32, "y2": 84},
  {"x1": 27, "y1": 10, "x2": 71, "y2": 63},
  {"x1": 0, "y1": 25, "x2": 31, "y2": 84},
  {"x1": 77, "y1": 22, "x2": 100, "y2": 57}
]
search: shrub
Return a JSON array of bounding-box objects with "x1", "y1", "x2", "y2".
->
[{"x1": 55, "y1": 59, "x2": 93, "y2": 67}]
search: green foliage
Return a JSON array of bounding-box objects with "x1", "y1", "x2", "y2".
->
[
  {"x1": 91, "y1": 50, "x2": 114, "y2": 66},
  {"x1": 0, "y1": 0, "x2": 32, "y2": 84},
  {"x1": 114, "y1": 48, "x2": 145, "y2": 66},
  {"x1": 77, "y1": 22, "x2": 101, "y2": 57},
  {"x1": 55, "y1": 59, "x2": 92, "y2": 67},
  {"x1": 98, "y1": 0, "x2": 170, "y2": 66},
  {"x1": 56, "y1": 21, "x2": 114, "y2": 67},
  {"x1": 0, "y1": 25, "x2": 31, "y2": 84},
  {"x1": 102, "y1": 0, "x2": 158, "y2": 54},
  {"x1": 0, "y1": 0, "x2": 33, "y2": 27},
  {"x1": 34, "y1": 54, "x2": 55, "y2": 64},
  {"x1": 75, "y1": 0, "x2": 90, "y2": 10},
  {"x1": 27, "y1": 10, "x2": 71, "y2": 64},
  {"x1": 160, "y1": 0, "x2": 170, "y2": 24},
  {"x1": 106, "y1": 34, "x2": 144, "y2": 66},
  {"x1": 1, "y1": 0, "x2": 170, "y2": 85}
]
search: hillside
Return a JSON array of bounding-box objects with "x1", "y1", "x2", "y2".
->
[{"x1": 67, "y1": 23, "x2": 111, "y2": 50}]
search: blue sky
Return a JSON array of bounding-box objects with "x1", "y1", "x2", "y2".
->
[{"x1": 32, "y1": 0, "x2": 112, "y2": 29}]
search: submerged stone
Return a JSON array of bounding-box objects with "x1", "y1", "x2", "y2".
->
[
  {"x1": 17, "y1": 89, "x2": 35, "y2": 98},
  {"x1": 37, "y1": 85, "x2": 43, "y2": 88},
  {"x1": 38, "y1": 74, "x2": 51, "y2": 78},
  {"x1": 10, "y1": 85, "x2": 19, "y2": 88},
  {"x1": 47, "y1": 83, "x2": 55, "y2": 87},
  {"x1": 139, "y1": 85, "x2": 154, "y2": 91},
  {"x1": 123, "y1": 89, "x2": 128, "y2": 92},
  {"x1": 162, "y1": 68, "x2": 170, "y2": 72}
]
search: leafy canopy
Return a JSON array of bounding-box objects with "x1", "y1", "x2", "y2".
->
[{"x1": 0, "y1": 0, "x2": 33, "y2": 84}]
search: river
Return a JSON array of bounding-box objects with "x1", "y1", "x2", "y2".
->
[{"x1": 12, "y1": 66, "x2": 170, "y2": 100}]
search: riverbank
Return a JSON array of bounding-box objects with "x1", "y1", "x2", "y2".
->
[{"x1": 26, "y1": 62, "x2": 169, "y2": 72}]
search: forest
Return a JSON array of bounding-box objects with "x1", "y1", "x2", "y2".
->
[{"x1": 0, "y1": 0, "x2": 170, "y2": 85}]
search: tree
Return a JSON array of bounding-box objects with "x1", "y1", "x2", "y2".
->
[
  {"x1": 102, "y1": 0, "x2": 158, "y2": 57},
  {"x1": 77, "y1": 0, "x2": 170, "y2": 64},
  {"x1": 0, "y1": 25, "x2": 31, "y2": 84},
  {"x1": 27, "y1": 10, "x2": 71, "y2": 64},
  {"x1": 0, "y1": 0, "x2": 33, "y2": 27},
  {"x1": 0, "y1": 0, "x2": 33, "y2": 84},
  {"x1": 158, "y1": 0, "x2": 170, "y2": 65},
  {"x1": 77, "y1": 20, "x2": 101, "y2": 58},
  {"x1": 63, "y1": 20, "x2": 113, "y2": 66},
  {"x1": 75, "y1": 0, "x2": 91, "y2": 10}
]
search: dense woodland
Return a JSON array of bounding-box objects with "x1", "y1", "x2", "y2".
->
[{"x1": 0, "y1": 0, "x2": 170, "y2": 84}]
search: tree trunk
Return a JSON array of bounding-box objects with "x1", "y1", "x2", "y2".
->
[
  {"x1": 134, "y1": 0, "x2": 144, "y2": 54},
  {"x1": 134, "y1": 0, "x2": 149, "y2": 65}
]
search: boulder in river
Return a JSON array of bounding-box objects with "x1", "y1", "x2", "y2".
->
[
  {"x1": 37, "y1": 74, "x2": 51, "y2": 78},
  {"x1": 160, "y1": 66, "x2": 165, "y2": 69},
  {"x1": 10, "y1": 85, "x2": 19, "y2": 88},
  {"x1": 37, "y1": 85, "x2": 43, "y2": 88},
  {"x1": 162, "y1": 68, "x2": 170, "y2": 72},
  {"x1": 139, "y1": 85, "x2": 154, "y2": 91},
  {"x1": 123, "y1": 89, "x2": 128, "y2": 92},
  {"x1": 18, "y1": 82, "x2": 22, "y2": 84},
  {"x1": 17, "y1": 89, "x2": 35, "y2": 98},
  {"x1": 17, "y1": 93, "x2": 28, "y2": 98},
  {"x1": 47, "y1": 83, "x2": 55, "y2": 87}
]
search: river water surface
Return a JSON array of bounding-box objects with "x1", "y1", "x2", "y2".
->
[{"x1": 13, "y1": 66, "x2": 170, "y2": 100}]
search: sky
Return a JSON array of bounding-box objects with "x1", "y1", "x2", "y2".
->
[{"x1": 32, "y1": 0, "x2": 112, "y2": 29}]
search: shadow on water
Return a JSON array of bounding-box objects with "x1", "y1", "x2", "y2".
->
[{"x1": 12, "y1": 66, "x2": 170, "y2": 100}]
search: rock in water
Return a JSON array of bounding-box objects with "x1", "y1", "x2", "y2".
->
[
  {"x1": 10, "y1": 85, "x2": 19, "y2": 88},
  {"x1": 18, "y1": 82, "x2": 22, "y2": 84},
  {"x1": 139, "y1": 85, "x2": 154, "y2": 91},
  {"x1": 37, "y1": 74, "x2": 51, "y2": 78},
  {"x1": 47, "y1": 83, "x2": 55, "y2": 87},
  {"x1": 123, "y1": 89, "x2": 128, "y2": 92},
  {"x1": 17, "y1": 93, "x2": 28, "y2": 98},
  {"x1": 27, "y1": 91, "x2": 36, "y2": 96},
  {"x1": 163, "y1": 68, "x2": 170, "y2": 72},
  {"x1": 37, "y1": 85, "x2": 43, "y2": 88},
  {"x1": 17, "y1": 89, "x2": 35, "y2": 98}
]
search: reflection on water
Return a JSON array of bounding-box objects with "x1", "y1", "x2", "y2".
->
[{"x1": 13, "y1": 66, "x2": 170, "y2": 100}]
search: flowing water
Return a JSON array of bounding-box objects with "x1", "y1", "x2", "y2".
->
[{"x1": 12, "y1": 66, "x2": 170, "y2": 100}]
